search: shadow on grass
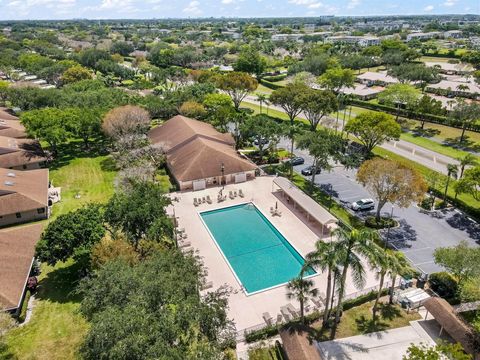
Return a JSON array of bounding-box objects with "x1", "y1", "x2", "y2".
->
[
  {"x1": 355, "y1": 315, "x2": 388, "y2": 335},
  {"x1": 0, "y1": 341, "x2": 16, "y2": 360},
  {"x1": 443, "y1": 136, "x2": 480, "y2": 154},
  {"x1": 378, "y1": 303, "x2": 402, "y2": 321},
  {"x1": 411, "y1": 127, "x2": 441, "y2": 138},
  {"x1": 36, "y1": 260, "x2": 84, "y2": 305},
  {"x1": 48, "y1": 138, "x2": 110, "y2": 172}
]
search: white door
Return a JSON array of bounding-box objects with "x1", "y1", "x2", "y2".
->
[
  {"x1": 234, "y1": 173, "x2": 247, "y2": 183},
  {"x1": 193, "y1": 179, "x2": 206, "y2": 191}
]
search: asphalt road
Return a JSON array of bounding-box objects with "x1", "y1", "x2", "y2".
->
[{"x1": 280, "y1": 138, "x2": 480, "y2": 275}]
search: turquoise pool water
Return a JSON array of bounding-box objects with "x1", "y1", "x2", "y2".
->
[{"x1": 200, "y1": 203, "x2": 316, "y2": 294}]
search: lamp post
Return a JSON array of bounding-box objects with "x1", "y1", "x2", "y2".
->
[
  {"x1": 221, "y1": 162, "x2": 225, "y2": 189},
  {"x1": 384, "y1": 205, "x2": 394, "y2": 250}
]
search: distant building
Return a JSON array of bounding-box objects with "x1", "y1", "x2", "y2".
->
[
  {"x1": 406, "y1": 31, "x2": 443, "y2": 41},
  {"x1": 325, "y1": 35, "x2": 380, "y2": 47},
  {"x1": 148, "y1": 115, "x2": 257, "y2": 191},
  {"x1": 271, "y1": 33, "x2": 304, "y2": 42},
  {"x1": 444, "y1": 30, "x2": 463, "y2": 39},
  {"x1": 357, "y1": 71, "x2": 399, "y2": 86},
  {"x1": 303, "y1": 24, "x2": 316, "y2": 33},
  {"x1": 222, "y1": 31, "x2": 241, "y2": 40}
]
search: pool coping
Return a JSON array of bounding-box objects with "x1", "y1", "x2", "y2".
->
[{"x1": 197, "y1": 201, "x2": 318, "y2": 297}]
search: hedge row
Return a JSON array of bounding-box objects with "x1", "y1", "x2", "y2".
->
[
  {"x1": 260, "y1": 79, "x2": 285, "y2": 90},
  {"x1": 350, "y1": 98, "x2": 480, "y2": 133},
  {"x1": 263, "y1": 74, "x2": 288, "y2": 82}
]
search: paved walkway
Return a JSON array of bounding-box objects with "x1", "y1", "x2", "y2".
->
[{"x1": 243, "y1": 97, "x2": 459, "y2": 175}]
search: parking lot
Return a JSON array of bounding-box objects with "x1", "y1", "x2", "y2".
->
[{"x1": 291, "y1": 158, "x2": 480, "y2": 275}]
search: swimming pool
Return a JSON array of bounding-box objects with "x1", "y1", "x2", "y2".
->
[{"x1": 200, "y1": 203, "x2": 316, "y2": 294}]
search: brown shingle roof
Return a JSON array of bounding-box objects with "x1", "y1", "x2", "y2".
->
[
  {"x1": 149, "y1": 116, "x2": 256, "y2": 183},
  {"x1": 0, "y1": 108, "x2": 19, "y2": 121},
  {"x1": 0, "y1": 118, "x2": 27, "y2": 138},
  {"x1": 148, "y1": 115, "x2": 235, "y2": 153},
  {"x1": 0, "y1": 223, "x2": 43, "y2": 311},
  {"x1": 0, "y1": 168, "x2": 49, "y2": 216},
  {"x1": 424, "y1": 297, "x2": 475, "y2": 355},
  {"x1": 280, "y1": 325, "x2": 322, "y2": 360},
  {"x1": 0, "y1": 136, "x2": 47, "y2": 168}
]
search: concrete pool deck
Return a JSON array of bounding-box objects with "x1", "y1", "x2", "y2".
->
[{"x1": 167, "y1": 176, "x2": 382, "y2": 333}]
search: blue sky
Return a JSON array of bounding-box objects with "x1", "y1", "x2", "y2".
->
[{"x1": 0, "y1": 0, "x2": 478, "y2": 20}]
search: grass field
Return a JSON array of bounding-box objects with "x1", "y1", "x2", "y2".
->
[
  {"x1": 1, "y1": 140, "x2": 117, "y2": 360},
  {"x1": 314, "y1": 301, "x2": 421, "y2": 340}
]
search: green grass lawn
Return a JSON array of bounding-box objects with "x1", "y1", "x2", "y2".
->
[
  {"x1": 314, "y1": 301, "x2": 421, "y2": 341},
  {"x1": 1, "y1": 140, "x2": 117, "y2": 360}
]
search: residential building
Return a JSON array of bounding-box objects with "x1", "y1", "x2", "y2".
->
[
  {"x1": 357, "y1": 71, "x2": 399, "y2": 86},
  {"x1": 271, "y1": 33, "x2": 304, "y2": 42},
  {"x1": 0, "y1": 136, "x2": 47, "y2": 170},
  {"x1": 444, "y1": 30, "x2": 463, "y2": 39},
  {"x1": 325, "y1": 35, "x2": 380, "y2": 47},
  {"x1": 424, "y1": 61, "x2": 473, "y2": 75},
  {"x1": 0, "y1": 168, "x2": 50, "y2": 227},
  {"x1": 0, "y1": 223, "x2": 43, "y2": 315},
  {"x1": 303, "y1": 24, "x2": 316, "y2": 33},
  {"x1": 426, "y1": 80, "x2": 480, "y2": 99},
  {"x1": 406, "y1": 31, "x2": 443, "y2": 41},
  {"x1": 148, "y1": 115, "x2": 257, "y2": 191},
  {"x1": 0, "y1": 108, "x2": 26, "y2": 138}
]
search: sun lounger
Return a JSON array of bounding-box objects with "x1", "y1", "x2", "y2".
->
[
  {"x1": 239, "y1": 189, "x2": 244, "y2": 198},
  {"x1": 202, "y1": 197, "x2": 206, "y2": 203},
  {"x1": 262, "y1": 312, "x2": 273, "y2": 326},
  {"x1": 194, "y1": 198, "x2": 199, "y2": 206},
  {"x1": 233, "y1": 191, "x2": 237, "y2": 197},
  {"x1": 178, "y1": 228, "x2": 185, "y2": 233},
  {"x1": 206, "y1": 195, "x2": 212, "y2": 204},
  {"x1": 287, "y1": 304, "x2": 299, "y2": 317},
  {"x1": 179, "y1": 241, "x2": 191, "y2": 248},
  {"x1": 280, "y1": 306, "x2": 291, "y2": 321},
  {"x1": 270, "y1": 207, "x2": 274, "y2": 213},
  {"x1": 182, "y1": 233, "x2": 188, "y2": 239},
  {"x1": 312, "y1": 298, "x2": 324, "y2": 309},
  {"x1": 276, "y1": 314, "x2": 283, "y2": 324},
  {"x1": 229, "y1": 191, "x2": 234, "y2": 199}
]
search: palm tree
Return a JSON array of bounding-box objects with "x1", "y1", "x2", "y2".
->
[
  {"x1": 285, "y1": 123, "x2": 304, "y2": 178},
  {"x1": 256, "y1": 94, "x2": 268, "y2": 114},
  {"x1": 458, "y1": 153, "x2": 477, "y2": 179},
  {"x1": 444, "y1": 163, "x2": 458, "y2": 203},
  {"x1": 330, "y1": 228, "x2": 379, "y2": 339},
  {"x1": 388, "y1": 252, "x2": 409, "y2": 305},
  {"x1": 286, "y1": 275, "x2": 318, "y2": 324},
  {"x1": 371, "y1": 248, "x2": 404, "y2": 319},
  {"x1": 305, "y1": 240, "x2": 341, "y2": 328}
]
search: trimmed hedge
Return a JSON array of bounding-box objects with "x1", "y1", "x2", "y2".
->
[
  {"x1": 263, "y1": 74, "x2": 288, "y2": 82},
  {"x1": 349, "y1": 98, "x2": 480, "y2": 133},
  {"x1": 429, "y1": 272, "x2": 459, "y2": 301},
  {"x1": 260, "y1": 79, "x2": 285, "y2": 90}
]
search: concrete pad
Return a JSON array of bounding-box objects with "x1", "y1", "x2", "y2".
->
[{"x1": 317, "y1": 321, "x2": 437, "y2": 360}]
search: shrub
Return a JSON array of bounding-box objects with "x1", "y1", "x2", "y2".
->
[
  {"x1": 429, "y1": 272, "x2": 458, "y2": 300},
  {"x1": 365, "y1": 216, "x2": 397, "y2": 229}
]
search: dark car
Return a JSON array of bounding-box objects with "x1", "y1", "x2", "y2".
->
[
  {"x1": 301, "y1": 166, "x2": 321, "y2": 176},
  {"x1": 289, "y1": 157, "x2": 305, "y2": 166}
]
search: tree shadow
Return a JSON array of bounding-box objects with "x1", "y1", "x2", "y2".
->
[
  {"x1": 36, "y1": 260, "x2": 84, "y2": 305},
  {"x1": 378, "y1": 303, "x2": 402, "y2": 321},
  {"x1": 48, "y1": 138, "x2": 110, "y2": 171},
  {"x1": 411, "y1": 127, "x2": 441, "y2": 138},
  {"x1": 382, "y1": 219, "x2": 417, "y2": 249},
  {"x1": 100, "y1": 157, "x2": 117, "y2": 172},
  {"x1": 442, "y1": 136, "x2": 480, "y2": 153},
  {"x1": 355, "y1": 315, "x2": 388, "y2": 335},
  {"x1": 445, "y1": 213, "x2": 480, "y2": 243}
]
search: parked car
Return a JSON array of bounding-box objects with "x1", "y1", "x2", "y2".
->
[
  {"x1": 301, "y1": 166, "x2": 321, "y2": 176},
  {"x1": 289, "y1": 157, "x2": 305, "y2": 166},
  {"x1": 351, "y1": 198, "x2": 375, "y2": 211}
]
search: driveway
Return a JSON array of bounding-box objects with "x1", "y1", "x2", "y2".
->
[{"x1": 280, "y1": 138, "x2": 480, "y2": 275}]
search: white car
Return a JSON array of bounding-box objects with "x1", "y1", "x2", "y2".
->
[{"x1": 351, "y1": 198, "x2": 375, "y2": 211}]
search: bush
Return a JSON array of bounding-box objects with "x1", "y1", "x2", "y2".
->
[
  {"x1": 429, "y1": 272, "x2": 458, "y2": 300},
  {"x1": 419, "y1": 197, "x2": 434, "y2": 210},
  {"x1": 260, "y1": 79, "x2": 285, "y2": 90},
  {"x1": 365, "y1": 216, "x2": 397, "y2": 229},
  {"x1": 262, "y1": 74, "x2": 287, "y2": 82}
]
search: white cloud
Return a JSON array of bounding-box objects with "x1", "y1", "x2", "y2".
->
[
  {"x1": 443, "y1": 0, "x2": 458, "y2": 6},
  {"x1": 424, "y1": 5, "x2": 434, "y2": 11},
  {"x1": 347, "y1": 0, "x2": 360, "y2": 9},
  {"x1": 222, "y1": 0, "x2": 234, "y2": 4},
  {"x1": 308, "y1": 2, "x2": 323, "y2": 9},
  {"x1": 183, "y1": 0, "x2": 202, "y2": 14},
  {"x1": 288, "y1": 0, "x2": 322, "y2": 6}
]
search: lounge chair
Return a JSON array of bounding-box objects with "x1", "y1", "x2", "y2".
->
[
  {"x1": 229, "y1": 191, "x2": 234, "y2": 199},
  {"x1": 270, "y1": 207, "x2": 274, "y2": 213},
  {"x1": 178, "y1": 228, "x2": 185, "y2": 233},
  {"x1": 287, "y1": 304, "x2": 299, "y2": 317},
  {"x1": 262, "y1": 312, "x2": 273, "y2": 326},
  {"x1": 276, "y1": 314, "x2": 283, "y2": 324},
  {"x1": 182, "y1": 233, "x2": 188, "y2": 239},
  {"x1": 233, "y1": 190, "x2": 237, "y2": 197},
  {"x1": 280, "y1": 306, "x2": 291, "y2": 321},
  {"x1": 194, "y1": 198, "x2": 199, "y2": 207},
  {"x1": 239, "y1": 189, "x2": 244, "y2": 198},
  {"x1": 202, "y1": 197, "x2": 206, "y2": 203},
  {"x1": 206, "y1": 195, "x2": 212, "y2": 204},
  {"x1": 179, "y1": 241, "x2": 191, "y2": 248}
]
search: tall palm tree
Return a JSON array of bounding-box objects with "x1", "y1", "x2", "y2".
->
[
  {"x1": 388, "y1": 252, "x2": 409, "y2": 304},
  {"x1": 305, "y1": 240, "x2": 341, "y2": 328},
  {"x1": 285, "y1": 123, "x2": 304, "y2": 178},
  {"x1": 256, "y1": 94, "x2": 268, "y2": 114},
  {"x1": 286, "y1": 275, "x2": 318, "y2": 324},
  {"x1": 371, "y1": 248, "x2": 400, "y2": 319},
  {"x1": 330, "y1": 228, "x2": 379, "y2": 339},
  {"x1": 458, "y1": 154, "x2": 477, "y2": 179},
  {"x1": 444, "y1": 164, "x2": 458, "y2": 202}
]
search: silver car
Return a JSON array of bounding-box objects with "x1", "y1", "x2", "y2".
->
[{"x1": 351, "y1": 198, "x2": 375, "y2": 211}]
